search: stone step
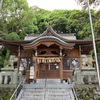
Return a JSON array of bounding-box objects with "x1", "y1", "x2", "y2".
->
[
  {"x1": 45, "y1": 95, "x2": 71, "y2": 98},
  {"x1": 21, "y1": 95, "x2": 71, "y2": 100},
  {"x1": 20, "y1": 97, "x2": 44, "y2": 100},
  {"x1": 22, "y1": 92, "x2": 70, "y2": 96},
  {"x1": 20, "y1": 98, "x2": 70, "y2": 100},
  {"x1": 24, "y1": 83, "x2": 72, "y2": 89},
  {"x1": 24, "y1": 89, "x2": 44, "y2": 92},
  {"x1": 17, "y1": 79, "x2": 75, "y2": 100},
  {"x1": 23, "y1": 88, "x2": 70, "y2": 91},
  {"x1": 23, "y1": 93, "x2": 44, "y2": 96},
  {"x1": 20, "y1": 88, "x2": 73, "y2": 100},
  {"x1": 36, "y1": 79, "x2": 61, "y2": 83},
  {"x1": 23, "y1": 89, "x2": 70, "y2": 95},
  {"x1": 21, "y1": 95, "x2": 44, "y2": 98}
]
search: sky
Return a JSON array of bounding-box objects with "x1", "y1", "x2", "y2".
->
[{"x1": 27, "y1": 0, "x2": 82, "y2": 11}]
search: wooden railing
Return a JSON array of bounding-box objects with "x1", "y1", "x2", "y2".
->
[{"x1": 63, "y1": 70, "x2": 73, "y2": 80}]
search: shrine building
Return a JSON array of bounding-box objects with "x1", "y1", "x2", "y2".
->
[{"x1": 0, "y1": 26, "x2": 98, "y2": 83}]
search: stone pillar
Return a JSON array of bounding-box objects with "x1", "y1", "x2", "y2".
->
[
  {"x1": 9, "y1": 73, "x2": 13, "y2": 84},
  {"x1": 88, "y1": 75, "x2": 92, "y2": 84},
  {"x1": 0, "y1": 73, "x2": 3, "y2": 84},
  {"x1": 4, "y1": 75, "x2": 8, "y2": 84},
  {"x1": 76, "y1": 70, "x2": 84, "y2": 84},
  {"x1": 12, "y1": 68, "x2": 18, "y2": 85}
]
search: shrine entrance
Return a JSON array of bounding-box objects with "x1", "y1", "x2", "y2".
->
[
  {"x1": 34, "y1": 57, "x2": 61, "y2": 79},
  {"x1": 38, "y1": 63, "x2": 59, "y2": 78}
]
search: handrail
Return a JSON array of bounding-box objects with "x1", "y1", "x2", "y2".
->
[
  {"x1": 72, "y1": 83, "x2": 78, "y2": 100},
  {"x1": 10, "y1": 79, "x2": 26, "y2": 100},
  {"x1": 67, "y1": 77, "x2": 78, "y2": 100},
  {"x1": 44, "y1": 78, "x2": 47, "y2": 100}
]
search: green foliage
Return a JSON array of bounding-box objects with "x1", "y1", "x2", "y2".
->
[
  {"x1": 0, "y1": 87, "x2": 15, "y2": 100},
  {"x1": 76, "y1": 0, "x2": 100, "y2": 9},
  {"x1": 48, "y1": 10, "x2": 68, "y2": 33},
  {"x1": 3, "y1": 32, "x2": 20, "y2": 41},
  {"x1": 0, "y1": 1, "x2": 100, "y2": 40},
  {"x1": 0, "y1": 50, "x2": 4, "y2": 69},
  {"x1": 32, "y1": 6, "x2": 49, "y2": 33},
  {"x1": 0, "y1": 0, "x2": 38, "y2": 40},
  {"x1": 0, "y1": 0, "x2": 100, "y2": 66},
  {"x1": 75, "y1": 87, "x2": 98, "y2": 100}
]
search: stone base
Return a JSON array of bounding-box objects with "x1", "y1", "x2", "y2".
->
[
  {"x1": 34, "y1": 80, "x2": 37, "y2": 83},
  {"x1": 61, "y1": 80, "x2": 63, "y2": 83},
  {"x1": 1, "y1": 68, "x2": 14, "y2": 71}
]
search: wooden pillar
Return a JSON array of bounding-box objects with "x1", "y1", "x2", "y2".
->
[
  {"x1": 79, "y1": 46, "x2": 82, "y2": 70},
  {"x1": 26, "y1": 70, "x2": 30, "y2": 83},
  {"x1": 17, "y1": 57, "x2": 20, "y2": 72},
  {"x1": 59, "y1": 57, "x2": 63, "y2": 83},
  {"x1": 26, "y1": 58, "x2": 30, "y2": 70},
  {"x1": 34, "y1": 57, "x2": 37, "y2": 83},
  {"x1": 17, "y1": 46, "x2": 21, "y2": 72}
]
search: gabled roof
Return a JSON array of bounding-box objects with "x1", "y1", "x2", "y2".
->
[
  {"x1": 23, "y1": 26, "x2": 75, "y2": 49},
  {"x1": 23, "y1": 36, "x2": 74, "y2": 50},
  {"x1": 27, "y1": 26, "x2": 76, "y2": 41},
  {"x1": 0, "y1": 26, "x2": 100, "y2": 56}
]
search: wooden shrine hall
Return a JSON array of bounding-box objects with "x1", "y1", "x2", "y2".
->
[{"x1": 0, "y1": 26, "x2": 100, "y2": 83}]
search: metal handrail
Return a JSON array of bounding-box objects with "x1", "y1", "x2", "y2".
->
[
  {"x1": 10, "y1": 79, "x2": 26, "y2": 100},
  {"x1": 67, "y1": 77, "x2": 78, "y2": 100},
  {"x1": 44, "y1": 78, "x2": 47, "y2": 100},
  {"x1": 72, "y1": 83, "x2": 78, "y2": 100}
]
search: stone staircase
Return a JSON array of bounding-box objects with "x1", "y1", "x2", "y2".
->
[{"x1": 17, "y1": 79, "x2": 75, "y2": 100}]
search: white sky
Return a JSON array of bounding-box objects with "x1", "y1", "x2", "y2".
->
[{"x1": 27, "y1": 0, "x2": 82, "y2": 10}]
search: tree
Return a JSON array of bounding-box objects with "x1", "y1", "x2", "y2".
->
[
  {"x1": 76, "y1": 0, "x2": 100, "y2": 9},
  {"x1": 0, "y1": 0, "x2": 33, "y2": 66},
  {"x1": 0, "y1": 0, "x2": 29, "y2": 34},
  {"x1": 48, "y1": 10, "x2": 68, "y2": 33},
  {"x1": 0, "y1": 0, "x2": 39, "y2": 40},
  {"x1": 19, "y1": 7, "x2": 38, "y2": 38},
  {"x1": 94, "y1": 10, "x2": 100, "y2": 38},
  {"x1": 31, "y1": 6, "x2": 49, "y2": 33}
]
